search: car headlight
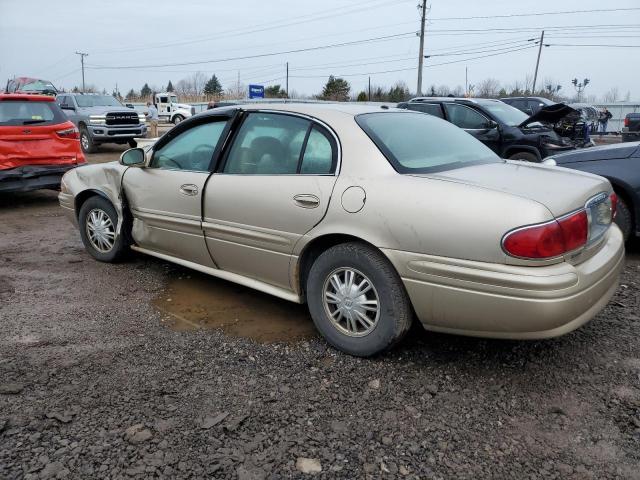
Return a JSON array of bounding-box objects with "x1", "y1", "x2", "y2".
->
[
  {"x1": 89, "y1": 115, "x2": 106, "y2": 125},
  {"x1": 542, "y1": 158, "x2": 557, "y2": 166}
]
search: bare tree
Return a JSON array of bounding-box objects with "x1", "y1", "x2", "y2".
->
[
  {"x1": 624, "y1": 90, "x2": 631, "y2": 102},
  {"x1": 452, "y1": 85, "x2": 464, "y2": 97},
  {"x1": 602, "y1": 87, "x2": 620, "y2": 103},
  {"x1": 436, "y1": 84, "x2": 450, "y2": 96},
  {"x1": 190, "y1": 71, "x2": 207, "y2": 96},
  {"x1": 477, "y1": 78, "x2": 500, "y2": 98}
]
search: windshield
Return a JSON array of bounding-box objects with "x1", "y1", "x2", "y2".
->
[
  {"x1": 480, "y1": 102, "x2": 530, "y2": 126},
  {"x1": 170, "y1": 96, "x2": 178, "y2": 104},
  {"x1": 75, "y1": 95, "x2": 123, "y2": 108},
  {"x1": 356, "y1": 111, "x2": 500, "y2": 174}
]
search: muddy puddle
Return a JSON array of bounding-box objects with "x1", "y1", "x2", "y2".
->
[{"x1": 153, "y1": 272, "x2": 317, "y2": 343}]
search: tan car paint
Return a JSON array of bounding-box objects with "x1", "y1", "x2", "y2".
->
[{"x1": 59, "y1": 103, "x2": 624, "y2": 340}]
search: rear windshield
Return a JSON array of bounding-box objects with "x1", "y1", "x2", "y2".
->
[
  {"x1": 0, "y1": 100, "x2": 66, "y2": 126},
  {"x1": 356, "y1": 111, "x2": 500, "y2": 174}
]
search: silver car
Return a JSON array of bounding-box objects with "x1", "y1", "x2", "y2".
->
[{"x1": 59, "y1": 104, "x2": 624, "y2": 356}]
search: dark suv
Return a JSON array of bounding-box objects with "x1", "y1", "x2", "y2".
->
[{"x1": 398, "y1": 97, "x2": 575, "y2": 162}]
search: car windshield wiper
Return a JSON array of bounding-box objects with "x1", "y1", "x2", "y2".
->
[{"x1": 22, "y1": 119, "x2": 47, "y2": 125}]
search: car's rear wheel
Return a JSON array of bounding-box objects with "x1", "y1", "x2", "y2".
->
[
  {"x1": 172, "y1": 114, "x2": 184, "y2": 125},
  {"x1": 509, "y1": 151, "x2": 538, "y2": 162},
  {"x1": 615, "y1": 195, "x2": 633, "y2": 242},
  {"x1": 78, "y1": 196, "x2": 128, "y2": 262},
  {"x1": 306, "y1": 242, "x2": 413, "y2": 357},
  {"x1": 79, "y1": 126, "x2": 97, "y2": 153}
]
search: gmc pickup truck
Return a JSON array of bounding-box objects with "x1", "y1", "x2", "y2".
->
[
  {"x1": 56, "y1": 93, "x2": 147, "y2": 153},
  {"x1": 622, "y1": 113, "x2": 640, "y2": 142}
]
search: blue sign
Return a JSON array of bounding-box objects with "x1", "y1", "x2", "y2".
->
[{"x1": 249, "y1": 84, "x2": 264, "y2": 99}]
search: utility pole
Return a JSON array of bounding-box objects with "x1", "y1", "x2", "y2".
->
[
  {"x1": 75, "y1": 51, "x2": 88, "y2": 92},
  {"x1": 416, "y1": 0, "x2": 427, "y2": 96},
  {"x1": 531, "y1": 30, "x2": 544, "y2": 94},
  {"x1": 465, "y1": 66, "x2": 468, "y2": 97},
  {"x1": 286, "y1": 62, "x2": 289, "y2": 98},
  {"x1": 237, "y1": 71, "x2": 240, "y2": 99},
  {"x1": 368, "y1": 76, "x2": 371, "y2": 101}
]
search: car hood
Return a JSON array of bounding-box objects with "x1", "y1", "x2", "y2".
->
[
  {"x1": 551, "y1": 142, "x2": 639, "y2": 164},
  {"x1": 417, "y1": 160, "x2": 610, "y2": 217},
  {"x1": 518, "y1": 103, "x2": 578, "y2": 128},
  {"x1": 174, "y1": 103, "x2": 191, "y2": 110},
  {"x1": 77, "y1": 106, "x2": 134, "y2": 115}
]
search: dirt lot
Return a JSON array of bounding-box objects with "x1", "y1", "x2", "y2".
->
[{"x1": 1, "y1": 149, "x2": 640, "y2": 479}]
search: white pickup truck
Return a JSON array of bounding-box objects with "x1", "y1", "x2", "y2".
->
[{"x1": 154, "y1": 92, "x2": 195, "y2": 124}]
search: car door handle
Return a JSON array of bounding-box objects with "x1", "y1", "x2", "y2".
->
[
  {"x1": 179, "y1": 184, "x2": 198, "y2": 196},
  {"x1": 293, "y1": 194, "x2": 320, "y2": 209}
]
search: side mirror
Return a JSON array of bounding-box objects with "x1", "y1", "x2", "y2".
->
[
  {"x1": 125, "y1": 103, "x2": 134, "y2": 109},
  {"x1": 120, "y1": 147, "x2": 146, "y2": 167},
  {"x1": 485, "y1": 120, "x2": 499, "y2": 130},
  {"x1": 61, "y1": 105, "x2": 75, "y2": 111}
]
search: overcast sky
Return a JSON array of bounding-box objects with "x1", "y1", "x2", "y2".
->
[{"x1": 1, "y1": 0, "x2": 638, "y2": 100}]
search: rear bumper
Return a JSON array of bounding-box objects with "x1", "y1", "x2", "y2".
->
[
  {"x1": 0, "y1": 164, "x2": 79, "y2": 193},
  {"x1": 88, "y1": 124, "x2": 147, "y2": 142},
  {"x1": 383, "y1": 226, "x2": 625, "y2": 339}
]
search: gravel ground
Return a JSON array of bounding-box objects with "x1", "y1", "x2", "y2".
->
[{"x1": 1, "y1": 181, "x2": 640, "y2": 479}]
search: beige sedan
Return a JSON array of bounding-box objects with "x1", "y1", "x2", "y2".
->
[{"x1": 58, "y1": 104, "x2": 624, "y2": 356}]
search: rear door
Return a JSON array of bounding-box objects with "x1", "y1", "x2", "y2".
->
[
  {"x1": 0, "y1": 99, "x2": 79, "y2": 169},
  {"x1": 203, "y1": 111, "x2": 339, "y2": 289}
]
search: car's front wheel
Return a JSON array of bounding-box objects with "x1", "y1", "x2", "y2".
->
[
  {"x1": 306, "y1": 242, "x2": 413, "y2": 357},
  {"x1": 78, "y1": 196, "x2": 128, "y2": 262}
]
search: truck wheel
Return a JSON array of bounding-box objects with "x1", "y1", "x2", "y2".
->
[
  {"x1": 509, "y1": 151, "x2": 538, "y2": 162},
  {"x1": 79, "y1": 126, "x2": 97, "y2": 153},
  {"x1": 172, "y1": 114, "x2": 184, "y2": 125}
]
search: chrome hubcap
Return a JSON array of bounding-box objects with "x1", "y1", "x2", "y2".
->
[
  {"x1": 85, "y1": 208, "x2": 115, "y2": 252},
  {"x1": 322, "y1": 267, "x2": 380, "y2": 337}
]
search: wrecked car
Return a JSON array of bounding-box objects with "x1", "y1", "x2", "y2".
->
[
  {"x1": 59, "y1": 104, "x2": 623, "y2": 356},
  {"x1": 398, "y1": 97, "x2": 577, "y2": 162},
  {"x1": 0, "y1": 94, "x2": 85, "y2": 193}
]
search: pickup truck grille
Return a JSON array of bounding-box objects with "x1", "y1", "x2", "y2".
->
[{"x1": 106, "y1": 112, "x2": 140, "y2": 126}]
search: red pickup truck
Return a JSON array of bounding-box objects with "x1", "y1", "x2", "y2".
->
[{"x1": 0, "y1": 94, "x2": 85, "y2": 193}]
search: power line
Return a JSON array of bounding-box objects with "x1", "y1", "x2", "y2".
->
[
  {"x1": 548, "y1": 43, "x2": 640, "y2": 47},
  {"x1": 428, "y1": 7, "x2": 640, "y2": 21},
  {"x1": 86, "y1": 31, "x2": 416, "y2": 70}
]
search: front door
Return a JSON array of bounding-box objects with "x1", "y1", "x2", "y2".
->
[
  {"x1": 122, "y1": 115, "x2": 231, "y2": 266},
  {"x1": 203, "y1": 111, "x2": 339, "y2": 289}
]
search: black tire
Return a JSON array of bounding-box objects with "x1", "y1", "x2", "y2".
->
[
  {"x1": 79, "y1": 126, "x2": 97, "y2": 154},
  {"x1": 306, "y1": 242, "x2": 413, "y2": 357},
  {"x1": 128, "y1": 139, "x2": 137, "y2": 148},
  {"x1": 615, "y1": 195, "x2": 633, "y2": 243},
  {"x1": 172, "y1": 114, "x2": 184, "y2": 125},
  {"x1": 509, "y1": 151, "x2": 538, "y2": 162},
  {"x1": 78, "y1": 196, "x2": 128, "y2": 262}
]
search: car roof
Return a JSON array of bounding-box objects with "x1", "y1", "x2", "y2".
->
[
  {"x1": 0, "y1": 93, "x2": 55, "y2": 102},
  {"x1": 202, "y1": 102, "x2": 404, "y2": 119},
  {"x1": 407, "y1": 97, "x2": 506, "y2": 105}
]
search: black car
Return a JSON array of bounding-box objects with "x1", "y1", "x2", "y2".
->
[
  {"x1": 543, "y1": 142, "x2": 640, "y2": 242},
  {"x1": 398, "y1": 97, "x2": 575, "y2": 162}
]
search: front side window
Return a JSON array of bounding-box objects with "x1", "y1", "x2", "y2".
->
[
  {"x1": 444, "y1": 103, "x2": 490, "y2": 129},
  {"x1": 160, "y1": 96, "x2": 168, "y2": 103},
  {"x1": 224, "y1": 113, "x2": 311, "y2": 174},
  {"x1": 151, "y1": 120, "x2": 228, "y2": 171},
  {"x1": 356, "y1": 111, "x2": 500, "y2": 174}
]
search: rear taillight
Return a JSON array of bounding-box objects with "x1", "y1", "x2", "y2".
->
[
  {"x1": 503, "y1": 210, "x2": 588, "y2": 259},
  {"x1": 610, "y1": 193, "x2": 618, "y2": 220},
  {"x1": 624, "y1": 117, "x2": 629, "y2": 127},
  {"x1": 56, "y1": 126, "x2": 79, "y2": 140}
]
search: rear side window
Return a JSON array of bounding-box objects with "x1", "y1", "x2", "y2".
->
[
  {"x1": 356, "y1": 111, "x2": 500, "y2": 174},
  {"x1": 443, "y1": 103, "x2": 490, "y2": 129},
  {"x1": 300, "y1": 127, "x2": 336, "y2": 174},
  {"x1": 0, "y1": 101, "x2": 66, "y2": 126},
  {"x1": 405, "y1": 103, "x2": 444, "y2": 118}
]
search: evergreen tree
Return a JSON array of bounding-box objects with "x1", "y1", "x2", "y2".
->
[
  {"x1": 356, "y1": 91, "x2": 367, "y2": 102},
  {"x1": 166, "y1": 80, "x2": 174, "y2": 92},
  {"x1": 320, "y1": 75, "x2": 350, "y2": 101},
  {"x1": 140, "y1": 83, "x2": 152, "y2": 97},
  {"x1": 125, "y1": 89, "x2": 137, "y2": 100},
  {"x1": 203, "y1": 75, "x2": 223, "y2": 95},
  {"x1": 388, "y1": 82, "x2": 410, "y2": 102},
  {"x1": 265, "y1": 84, "x2": 287, "y2": 98}
]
